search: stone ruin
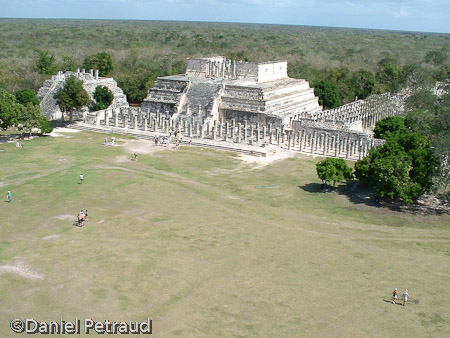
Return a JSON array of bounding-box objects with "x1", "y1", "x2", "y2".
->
[
  {"x1": 37, "y1": 69, "x2": 128, "y2": 120},
  {"x1": 42, "y1": 56, "x2": 413, "y2": 160},
  {"x1": 141, "y1": 56, "x2": 322, "y2": 128}
]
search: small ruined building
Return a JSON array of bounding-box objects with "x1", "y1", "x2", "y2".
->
[
  {"x1": 37, "y1": 69, "x2": 128, "y2": 120},
  {"x1": 141, "y1": 56, "x2": 322, "y2": 127}
]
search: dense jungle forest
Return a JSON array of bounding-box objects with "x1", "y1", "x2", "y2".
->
[{"x1": 0, "y1": 19, "x2": 449, "y2": 105}]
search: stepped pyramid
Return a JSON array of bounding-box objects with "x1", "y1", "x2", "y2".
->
[
  {"x1": 141, "y1": 56, "x2": 322, "y2": 127},
  {"x1": 37, "y1": 69, "x2": 128, "y2": 120}
]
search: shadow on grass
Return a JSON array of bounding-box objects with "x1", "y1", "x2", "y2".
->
[
  {"x1": 383, "y1": 299, "x2": 404, "y2": 306},
  {"x1": 297, "y1": 183, "x2": 324, "y2": 193}
]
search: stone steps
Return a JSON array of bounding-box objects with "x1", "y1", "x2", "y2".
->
[{"x1": 70, "y1": 123, "x2": 270, "y2": 157}]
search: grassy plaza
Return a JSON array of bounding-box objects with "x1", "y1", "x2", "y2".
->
[{"x1": 1, "y1": 130, "x2": 449, "y2": 337}]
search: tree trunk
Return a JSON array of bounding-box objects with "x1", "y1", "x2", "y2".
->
[
  {"x1": 61, "y1": 110, "x2": 65, "y2": 126},
  {"x1": 69, "y1": 107, "x2": 74, "y2": 124}
]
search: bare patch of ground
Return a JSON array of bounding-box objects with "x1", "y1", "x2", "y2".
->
[
  {"x1": 42, "y1": 234, "x2": 61, "y2": 240},
  {"x1": 118, "y1": 138, "x2": 173, "y2": 155},
  {"x1": 50, "y1": 127, "x2": 81, "y2": 138},
  {"x1": 0, "y1": 260, "x2": 44, "y2": 280},
  {"x1": 237, "y1": 148, "x2": 303, "y2": 169},
  {"x1": 55, "y1": 214, "x2": 75, "y2": 221}
]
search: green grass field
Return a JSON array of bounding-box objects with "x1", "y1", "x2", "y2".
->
[{"x1": 1, "y1": 130, "x2": 449, "y2": 337}]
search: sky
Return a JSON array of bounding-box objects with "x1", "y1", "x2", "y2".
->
[{"x1": 1, "y1": 0, "x2": 449, "y2": 34}]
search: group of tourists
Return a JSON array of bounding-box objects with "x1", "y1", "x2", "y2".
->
[
  {"x1": 104, "y1": 136, "x2": 116, "y2": 146},
  {"x1": 154, "y1": 135, "x2": 171, "y2": 146},
  {"x1": 77, "y1": 209, "x2": 89, "y2": 227},
  {"x1": 392, "y1": 288, "x2": 409, "y2": 306}
]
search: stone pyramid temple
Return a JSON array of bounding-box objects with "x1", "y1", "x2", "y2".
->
[
  {"x1": 141, "y1": 56, "x2": 322, "y2": 127},
  {"x1": 38, "y1": 69, "x2": 128, "y2": 120}
]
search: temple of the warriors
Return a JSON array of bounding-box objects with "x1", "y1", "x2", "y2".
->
[
  {"x1": 141, "y1": 56, "x2": 322, "y2": 127},
  {"x1": 38, "y1": 69, "x2": 128, "y2": 120},
  {"x1": 39, "y1": 57, "x2": 410, "y2": 160}
]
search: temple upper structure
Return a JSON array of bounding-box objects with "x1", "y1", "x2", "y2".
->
[
  {"x1": 185, "y1": 56, "x2": 288, "y2": 83},
  {"x1": 141, "y1": 57, "x2": 322, "y2": 127}
]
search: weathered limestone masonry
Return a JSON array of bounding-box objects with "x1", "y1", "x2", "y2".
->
[
  {"x1": 37, "y1": 69, "x2": 128, "y2": 120},
  {"x1": 82, "y1": 57, "x2": 412, "y2": 160},
  {"x1": 141, "y1": 56, "x2": 322, "y2": 128}
]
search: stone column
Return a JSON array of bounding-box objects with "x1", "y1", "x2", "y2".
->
[
  {"x1": 114, "y1": 112, "x2": 119, "y2": 127},
  {"x1": 143, "y1": 118, "x2": 148, "y2": 131},
  {"x1": 244, "y1": 120, "x2": 248, "y2": 140},
  {"x1": 134, "y1": 115, "x2": 138, "y2": 129},
  {"x1": 200, "y1": 124, "x2": 204, "y2": 139},
  {"x1": 262, "y1": 126, "x2": 267, "y2": 142},
  {"x1": 311, "y1": 132, "x2": 315, "y2": 153},
  {"x1": 212, "y1": 126, "x2": 216, "y2": 140},
  {"x1": 225, "y1": 121, "x2": 229, "y2": 137},
  {"x1": 250, "y1": 125, "x2": 254, "y2": 140},
  {"x1": 288, "y1": 133, "x2": 291, "y2": 149},
  {"x1": 188, "y1": 123, "x2": 192, "y2": 137},
  {"x1": 230, "y1": 124, "x2": 234, "y2": 139}
]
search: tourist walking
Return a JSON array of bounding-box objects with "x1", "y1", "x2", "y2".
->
[
  {"x1": 403, "y1": 289, "x2": 409, "y2": 306},
  {"x1": 6, "y1": 190, "x2": 12, "y2": 203},
  {"x1": 80, "y1": 173, "x2": 84, "y2": 184},
  {"x1": 134, "y1": 152, "x2": 138, "y2": 161},
  {"x1": 77, "y1": 213, "x2": 84, "y2": 227},
  {"x1": 84, "y1": 209, "x2": 89, "y2": 222},
  {"x1": 392, "y1": 288, "x2": 398, "y2": 304}
]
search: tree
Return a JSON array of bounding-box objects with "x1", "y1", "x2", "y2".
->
[
  {"x1": 0, "y1": 88, "x2": 22, "y2": 130},
  {"x1": 83, "y1": 52, "x2": 114, "y2": 77},
  {"x1": 34, "y1": 49, "x2": 57, "y2": 75},
  {"x1": 17, "y1": 102, "x2": 46, "y2": 135},
  {"x1": 15, "y1": 89, "x2": 40, "y2": 106},
  {"x1": 351, "y1": 70, "x2": 375, "y2": 99},
  {"x1": 316, "y1": 158, "x2": 353, "y2": 188},
  {"x1": 53, "y1": 76, "x2": 91, "y2": 123},
  {"x1": 354, "y1": 132, "x2": 437, "y2": 204},
  {"x1": 314, "y1": 80, "x2": 341, "y2": 109},
  {"x1": 61, "y1": 55, "x2": 77, "y2": 72},
  {"x1": 424, "y1": 50, "x2": 447, "y2": 66},
  {"x1": 376, "y1": 59, "x2": 403, "y2": 93},
  {"x1": 373, "y1": 116, "x2": 407, "y2": 139},
  {"x1": 93, "y1": 86, "x2": 114, "y2": 110},
  {"x1": 117, "y1": 74, "x2": 151, "y2": 103}
]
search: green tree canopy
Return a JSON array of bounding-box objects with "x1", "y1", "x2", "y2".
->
[
  {"x1": 373, "y1": 116, "x2": 407, "y2": 139},
  {"x1": 93, "y1": 86, "x2": 114, "y2": 111},
  {"x1": 376, "y1": 59, "x2": 404, "y2": 93},
  {"x1": 15, "y1": 89, "x2": 40, "y2": 106},
  {"x1": 61, "y1": 55, "x2": 77, "y2": 72},
  {"x1": 424, "y1": 50, "x2": 447, "y2": 66},
  {"x1": 316, "y1": 158, "x2": 353, "y2": 187},
  {"x1": 351, "y1": 70, "x2": 375, "y2": 99},
  {"x1": 83, "y1": 52, "x2": 114, "y2": 77},
  {"x1": 0, "y1": 88, "x2": 22, "y2": 130},
  {"x1": 53, "y1": 76, "x2": 91, "y2": 123},
  {"x1": 17, "y1": 102, "x2": 47, "y2": 135},
  {"x1": 314, "y1": 80, "x2": 341, "y2": 109},
  {"x1": 355, "y1": 127, "x2": 437, "y2": 204},
  {"x1": 34, "y1": 49, "x2": 58, "y2": 75}
]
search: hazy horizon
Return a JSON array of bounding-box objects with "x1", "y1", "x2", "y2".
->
[{"x1": 1, "y1": 0, "x2": 449, "y2": 34}]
